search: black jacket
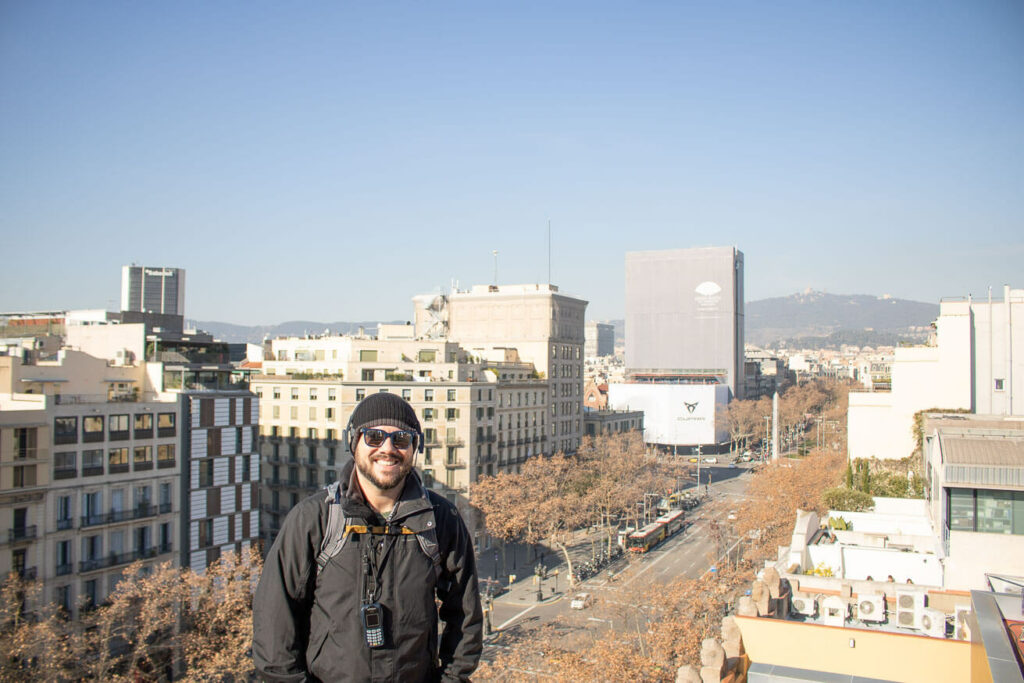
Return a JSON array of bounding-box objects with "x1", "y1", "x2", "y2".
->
[{"x1": 253, "y1": 460, "x2": 483, "y2": 682}]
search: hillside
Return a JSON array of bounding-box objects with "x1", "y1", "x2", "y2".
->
[
  {"x1": 194, "y1": 292, "x2": 938, "y2": 350},
  {"x1": 744, "y1": 291, "x2": 937, "y2": 347},
  {"x1": 600, "y1": 291, "x2": 937, "y2": 350}
]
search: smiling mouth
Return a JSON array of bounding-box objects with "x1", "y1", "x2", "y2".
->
[{"x1": 373, "y1": 457, "x2": 402, "y2": 467}]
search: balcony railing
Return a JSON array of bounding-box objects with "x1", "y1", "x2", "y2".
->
[
  {"x1": 18, "y1": 567, "x2": 37, "y2": 581},
  {"x1": 80, "y1": 504, "x2": 170, "y2": 528},
  {"x1": 56, "y1": 518, "x2": 74, "y2": 531},
  {"x1": 12, "y1": 447, "x2": 45, "y2": 461},
  {"x1": 5, "y1": 526, "x2": 37, "y2": 544},
  {"x1": 53, "y1": 467, "x2": 78, "y2": 480},
  {"x1": 80, "y1": 547, "x2": 161, "y2": 573},
  {"x1": 444, "y1": 459, "x2": 467, "y2": 469},
  {"x1": 56, "y1": 563, "x2": 73, "y2": 577}
]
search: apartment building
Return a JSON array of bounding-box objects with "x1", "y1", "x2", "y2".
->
[
  {"x1": 584, "y1": 321, "x2": 615, "y2": 358},
  {"x1": 121, "y1": 265, "x2": 186, "y2": 317},
  {"x1": 420, "y1": 283, "x2": 588, "y2": 455},
  {"x1": 0, "y1": 347, "x2": 181, "y2": 615},
  {"x1": 0, "y1": 319, "x2": 258, "y2": 617},
  {"x1": 253, "y1": 331, "x2": 547, "y2": 547}
]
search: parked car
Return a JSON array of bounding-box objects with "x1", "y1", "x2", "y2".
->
[
  {"x1": 702, "y1": 456, "x2": 718, "y2": 464},
  {"x1": 688, "y1": 457, "x2": 699, "y2": 463},
  {"x1": 570, "y1": 593, "x2": 594, "y2": 610}
]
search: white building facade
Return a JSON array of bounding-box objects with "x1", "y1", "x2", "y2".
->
[{"x1": 848, "y1": 286, "x2": 1022, "y2": 461}]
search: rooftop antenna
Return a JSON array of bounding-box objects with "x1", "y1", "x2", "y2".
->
[{"x1": 492, "y1": 250, "x2": 498, "y2": 285}]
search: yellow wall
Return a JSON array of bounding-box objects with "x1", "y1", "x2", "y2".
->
[
  {"x1": 969, "y1": 635, "x2": 993, "y2": 683},
  {"x1": 735, "y1": 616, "x2": 972, "y2": 683}
]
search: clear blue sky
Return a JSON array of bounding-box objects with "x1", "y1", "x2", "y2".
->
[{"x1": 1, "y1": 1, "x2": 1021, "y2": 324}]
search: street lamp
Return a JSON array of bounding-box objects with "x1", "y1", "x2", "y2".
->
[{"x1": 696, "y1": 443, "x2": 702, "y2": 492}]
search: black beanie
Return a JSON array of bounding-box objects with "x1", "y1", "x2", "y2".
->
[{"x1": 348, "y1": 392, "x2": 421, "y2": 451}]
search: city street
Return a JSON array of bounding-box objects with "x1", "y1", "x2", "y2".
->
[{"x1": 479, "y1": 463, "x2": 753, "y2": 662}]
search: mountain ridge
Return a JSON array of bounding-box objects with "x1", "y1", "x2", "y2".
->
[{"x1": 191, "y1": 291, "x2": 939, "y2": 349}]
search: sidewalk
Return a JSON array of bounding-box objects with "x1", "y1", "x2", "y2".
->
[{"x1": 476, "y1": 526, "x2": 631, "y2": 608}]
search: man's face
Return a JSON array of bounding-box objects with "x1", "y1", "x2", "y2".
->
[{"x1": 353, "y1": 425, "x2": 416, "y2": 493}]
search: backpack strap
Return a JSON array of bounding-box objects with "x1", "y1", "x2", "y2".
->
[
  {"x1": 314, "y1": 482, "x2": 448, "y2": 594},
  {"x1": 315, "y1": 482, "x2": 350, "y2": 577}
]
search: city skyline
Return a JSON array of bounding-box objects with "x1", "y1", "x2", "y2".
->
[{"x1": 1, "y1": 2, "x2": 1021, "y2": 324}]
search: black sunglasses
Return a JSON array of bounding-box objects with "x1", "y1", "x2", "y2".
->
[{"x1": 359, "y1": 427, "x2": 417, "y2": 450}]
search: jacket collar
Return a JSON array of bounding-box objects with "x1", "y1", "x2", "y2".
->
[{"x1": 337, "y1": 458, "x2": 435, "y2": 525}]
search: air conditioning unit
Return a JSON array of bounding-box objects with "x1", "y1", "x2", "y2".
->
[
  {"x1": 896, "y1": 590, "x2": 925, "y2": 629},
  {"x1": 954, "y1": 606, "x2": 972, "y2": 640},
  {"x1": 791, "y1": 593, "x2": 817, "y2": 617},
  {"x1": 856, "y1": 593, "x2": 886, "y2": 623},
  {"x1": 920, "y1": 608, "x2": 947, "y2": 638},
  {"x1": 821, "y1": 595, "x2": 848, "y2": 627}
]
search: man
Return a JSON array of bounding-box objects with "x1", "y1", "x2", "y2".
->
[{"x1": 253, "y1": 392, "x2": 483, "y2": 682}]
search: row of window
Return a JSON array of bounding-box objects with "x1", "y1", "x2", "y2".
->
[
  {"x1": 265, "y1": 466, "x2": 337, "y2": 491},
  {"x1": 270, "y1": 406, "x2": 337, "y2": 420},
  {"x1": 53, "y1": 413, "x2": 176, "y2": 445},
  {"x1": 265, "y1": 426, "x2": 338, "y2": 440},
  {"x1": 552, "y1": 344, "x2": 582, "y2": 360},
  {"x1": 497, "y1": 391, "x2": 546, "y2": 407},
  {"x1": 70, "y1": 522, "x2": 174, "y2": 569},
  {"x1": 65, "y1": 483, "x2": 172, "y2": 519},
  {"x1": 268, "y1": 443, "x2": 337, "y2": 466},
  {"x1": 53, "y1": 446, "x2": 176, "y2": 478},
  {"x1": 260, "y1": 385, "x2": 466, "y2": 403}
]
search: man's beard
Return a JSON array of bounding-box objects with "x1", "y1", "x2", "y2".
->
[{"x1": 355, "y1": 453, "x2": 413, "y2": 492}]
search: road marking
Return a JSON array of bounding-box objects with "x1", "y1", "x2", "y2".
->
[
  {"x1": 496, "y1": 603, "x2": 541, "y2": 630},
  {"x1": 620, "y1": 543, "x2": 680, "y2": 587}
]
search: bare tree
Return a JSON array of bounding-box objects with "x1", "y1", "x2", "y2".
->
[
  {"x1": 474, "y1": 452, "x2": 591, "y2": 589},
  {"x1": 0, "y1": 549, "x2": 262, "y2": 681}
]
